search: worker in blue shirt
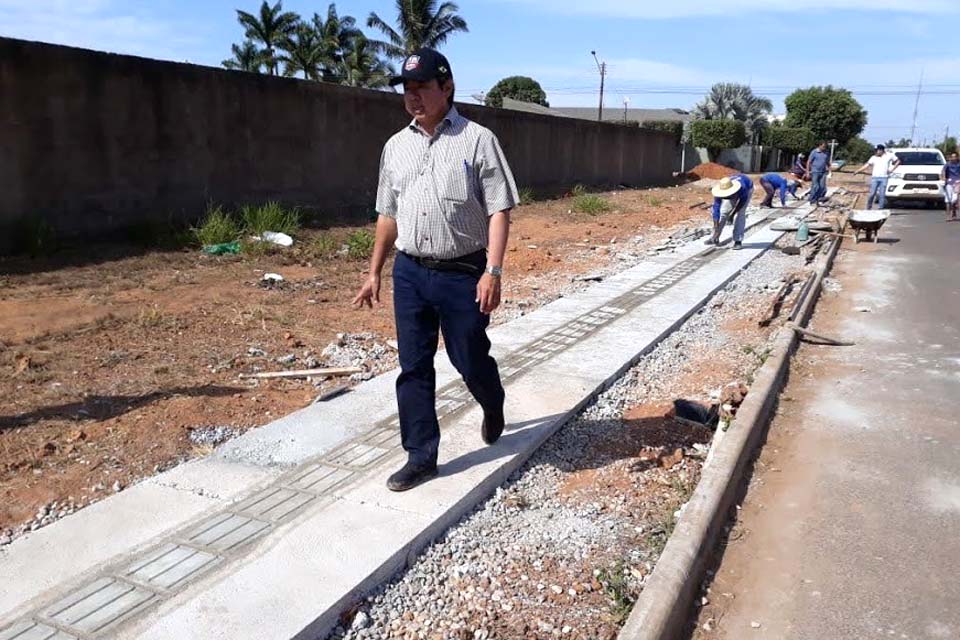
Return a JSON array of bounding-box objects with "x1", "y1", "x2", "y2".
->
[
  {"x1": 805, "y1": 141, "x2": 831, "y2": 204},
  {"x1": 706, "y1": 173, "x2": 754, "y2": 249},
  {"x1": 759, "y1": 173, "x2": 800, "y2": 207}
]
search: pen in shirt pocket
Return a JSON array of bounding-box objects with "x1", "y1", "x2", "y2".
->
[{"x1": 463, "y1": 159, "x2": 472, "y2": 187}]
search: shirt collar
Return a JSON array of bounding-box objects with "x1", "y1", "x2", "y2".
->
[{"x1": 409, "y1": 106, "x2": 463, "y2": 136}]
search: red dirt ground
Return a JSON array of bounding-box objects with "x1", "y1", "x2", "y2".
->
[{"x1": 0, "y1": 182, "x2": 721, "y2": 535}]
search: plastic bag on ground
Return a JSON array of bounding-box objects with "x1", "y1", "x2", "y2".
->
[{"x1": 255, "y1": 231, "x2": 294, "y2": 247}]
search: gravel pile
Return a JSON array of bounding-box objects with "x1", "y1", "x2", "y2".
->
[
  {"x1": 187, "y1": 425, "x2": 240, "y2": 447},
  {"x1": 320, "y1": 332, "x2": 398, "y2": 382},
  {"x1": 329, "y1": 245, "x2": 801, "y2": 640}
]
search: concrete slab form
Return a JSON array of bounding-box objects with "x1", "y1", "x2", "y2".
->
[{"x1": 0, "y1": 211, "x2": 797, "y2": 640}]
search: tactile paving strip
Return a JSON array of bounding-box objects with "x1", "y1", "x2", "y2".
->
[{"x1": 0, "y1": 237, "x2": 756, "y2": 638}]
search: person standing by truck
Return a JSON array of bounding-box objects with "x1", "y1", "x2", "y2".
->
[
  {"x1": 853, "y1": 144, "x2": 900, "y2": 210},
  {"x1": 942, "y1": 151, "x2": 960, "y2": 221}
]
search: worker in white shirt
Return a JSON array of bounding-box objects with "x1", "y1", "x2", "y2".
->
[{"x1": 853, "y1": 144, "x2": 900, "y2": 210}]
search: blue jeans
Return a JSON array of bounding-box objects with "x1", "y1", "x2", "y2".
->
[
  {"x1": 715, "y1": 186, "x2": 753, "y2": 243},
  {"x1": 866, "y1": 177, "x2": 887, "y2": 209},
  {"x1": 392, "y1": 252, "x2": 505, "y2": 467},
  {"x1": 809, "y1": 172, "x2": 827, "y2": 203}
]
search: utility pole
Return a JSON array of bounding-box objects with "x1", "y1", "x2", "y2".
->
[
  {"x1": 623, "y1": 97, "x2": 629, "y2": 124},
  {"x1": 943, "y1": 125, "x2": 950, "y2": 152},
  {"x1": 909, "y1": 68, "x2": 924, "y2": 145},
  {"x1": 829, "y1": 139, "x2": 837, "y2": 165},
  {"x1": 591, "y1": 51, "x2": 606, "y2": 122}
]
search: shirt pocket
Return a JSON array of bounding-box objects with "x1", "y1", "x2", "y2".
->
[{"x1": 441, "y1": 163, "x2": 471, "y2": 208}]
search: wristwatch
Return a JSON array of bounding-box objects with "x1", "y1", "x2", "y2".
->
[{"x1": 485, "y1": 265, "x2": 503, "y2": 277}]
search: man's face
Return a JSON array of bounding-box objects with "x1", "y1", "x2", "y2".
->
[
  {"x1": 950, "y1": 153, "x2": 959, "y2": 164},
  {"x1": 819, "y1": 143, "x2": 827, "y2": 152},
  {"x1": 875, "y1": 148, "x2": 885, "y2": 156},
  {"x1": 403, "y1": 79, "x2": 452, "y2": 123}
]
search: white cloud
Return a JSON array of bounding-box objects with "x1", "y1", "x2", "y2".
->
[
  {"x1": 0, "y1": 0, "x2": 206, "y2": 61},
  {"x1": 497, "y1": 0, "x2": 953, "y2": 19}
]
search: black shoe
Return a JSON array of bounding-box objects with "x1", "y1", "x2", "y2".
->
[
  {"x1": 481, "y1": 409, "x2": 505, "y2": 445},
  {"x1": 733, "y1": 241, "x2": 743, "y2": 250},
  {"x1": 386, "y1": 461, "x2": 438, "y2": 492},
  {"x1": 703, "y1": 236, "x2": 717, "y2": 246}
]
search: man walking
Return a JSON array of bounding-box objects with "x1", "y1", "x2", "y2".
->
[
  {"x1": 940, "y1": 151, "x2": 960, "y2": 221},
  {"x1": 853, "y1": 144, "x2": 900, "y2": 210},
  {"x1": 806, "y1": 141, "x2": 831, "y2": 204},
  {"x1": 705, "y1": 173, "x2": 754, "y2": 249},
  {"x1": 353, "y1": 48, "x2": 518, "y2": 492},
  {"x1": 759, "y1": 173, "x2": 800, "y2": 207}
]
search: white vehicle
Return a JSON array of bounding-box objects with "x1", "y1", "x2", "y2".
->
[{"x1": 885, "y1": 148, "x2": 946, "y2": 207}]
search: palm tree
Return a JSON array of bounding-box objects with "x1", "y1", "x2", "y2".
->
[
  {"x1": 278, "y1": 23, "x2": 327, "y2": 80},
  {"x1": 312, "y1": 3, "x2": 362, "y2": 81},
  {"x1": 235, "y1": 0, "x2": 300, "y2": 76},
  {"x1": 222, "y1": 40, "x2": 266, "y2": 73},
  {"x1": 366, "y1": 0, "x2": 468, "y2": 60},
  {"x1": 340, "y1": 36, "x2": 396, "y2": 89},
  {"x1": 693, "y1": 83, "x2": 773, "y2": 143}
]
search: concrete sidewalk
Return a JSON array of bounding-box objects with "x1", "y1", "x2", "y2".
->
[
  {"x1": 1, "y1": 210, "x2": 795, "y2": 640},
  {"x1": 694, "y1": 210, "x2": 960, "y2": 640}
]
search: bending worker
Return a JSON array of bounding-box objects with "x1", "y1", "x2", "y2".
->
[
  {"x1": 759, "y1": 173, "x2": 800, "y2": 207},
  {"x1": 706, "y1": 173, "x2": 753, "y2": 249},
  {"x1": 790, "y1": 153, "x2": 807, "y2": 180}
]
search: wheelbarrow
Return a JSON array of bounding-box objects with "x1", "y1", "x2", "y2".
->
[{"x1": 848, "y1": 210, "x2": 889, "y2": 243}]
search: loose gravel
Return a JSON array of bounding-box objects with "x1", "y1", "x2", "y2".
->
[{"x1": 328, "y1": 232, "x2": 804, "y2": 640}]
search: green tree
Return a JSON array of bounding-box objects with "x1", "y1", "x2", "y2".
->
[
  {"x1": 367, "y1": 0, "x2": 468, "y2": 60},
  {"x1": 278, "y1": 23, "x2": 326, "y2": 79},
  {"x1": 340, "y1": 36, "x2": 396, "y2": 89},
  {"x1": 235, "y1": 1, "x2": 300, "y2": 76},
  {"x1": 764, "y1": 126, "x2": 816, "y2": 155},
  {"x1": 783, "y1": 86, "x2": 867, "y2": 145},
  {"x1": 690, "y1": 120, "x2": 746, "y2": 161},
  {"x1": 692, "y1": 83, "x2": 772, "y2": 144},
  {"x1": 936, "y1": 136, "x2": 958, "y2": 156},
  {"x1": 222, "y1": 40, "x2": 267, "y2": 72},
  {"x1": 884, "y1": 138, "x2": 912, "y2": 148},
  {"x1": 312, "y1": 4, "x2": 362, "y2": 82},
  {"x1": 484, "y1": 76, "x2": 548, "y2": 108},
  {"x1": 838, "y1": 137, "x2": 874, "y2": 164}
]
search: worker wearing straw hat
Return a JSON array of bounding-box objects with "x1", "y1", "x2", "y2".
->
[{"x1": 706, "y1": 173, "x2": 754, "y2": 249}]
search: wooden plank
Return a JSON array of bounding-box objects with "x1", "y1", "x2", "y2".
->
[{"x1": 239, "y1": 367, "x2": 362, "y2": 380}]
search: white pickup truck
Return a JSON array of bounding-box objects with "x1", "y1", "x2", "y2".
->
[{"x1": 885, "y1": 148, "x2": 946, "y2": 207}]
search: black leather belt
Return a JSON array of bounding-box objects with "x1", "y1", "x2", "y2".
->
[{"x1": 401, "y1": 250, "x2": 486, "y2": 276}]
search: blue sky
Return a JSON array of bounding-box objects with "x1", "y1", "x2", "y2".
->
[{"x1": 2, "y1": 0, "x2": 959, "y2": 144}]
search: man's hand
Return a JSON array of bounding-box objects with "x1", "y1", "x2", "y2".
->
[
  {"x1": 353, "y1": 274, "x2": 381, "y2": 309},
  {"x1": 476, "y1": 273, "x2": 501, "y2": 315}
]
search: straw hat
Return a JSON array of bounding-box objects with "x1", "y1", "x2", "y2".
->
[{"x1": 711, "y1": 176, "x2": 742, "y2": 198}]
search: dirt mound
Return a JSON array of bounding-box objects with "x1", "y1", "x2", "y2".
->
[{"x1": 687, "y1": 162, "x2": 737, "y2": 180}]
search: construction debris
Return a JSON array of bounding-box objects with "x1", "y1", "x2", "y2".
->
[
  {"x1": 787, "y1": 322, "x2": 855, "y2": 346},
  {"x1": 239, "y1": 366, "x2": 362, "y2": 380}
]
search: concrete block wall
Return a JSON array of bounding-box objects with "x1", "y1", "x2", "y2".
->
[{"x1": 0, "y1": 37, "x2": 675, "y2": 248}]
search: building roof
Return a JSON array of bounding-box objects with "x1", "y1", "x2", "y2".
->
[
  {"x1": 550, "y1": 106, "x2": 692, "y2": 123},
  {"x1": 500, "y1": 99, "x2": 691, "y2": 124},
  {"x1": 500, "y1": 97, "x2": 573, "y2": 117}
]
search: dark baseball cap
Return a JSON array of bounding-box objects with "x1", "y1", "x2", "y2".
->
[
  {"x1": 389, "y1": 48, "x2": 453, "y2": 87},
  {"x1": 875, "y1": 144, "x2": 885, "y2": 151}
]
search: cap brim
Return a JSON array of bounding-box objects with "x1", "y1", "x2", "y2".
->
[{"x1": 388, "y1": 75, "x2": 406, "y2": 86}]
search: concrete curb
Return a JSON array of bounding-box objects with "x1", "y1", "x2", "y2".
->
[{"x1": 617, "y1": 232, "x2": 844, "y2": 640}]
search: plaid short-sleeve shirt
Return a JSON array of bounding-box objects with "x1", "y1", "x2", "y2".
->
[{"x1": 375, "y1": 106, "x2": 519, "y2": 260}]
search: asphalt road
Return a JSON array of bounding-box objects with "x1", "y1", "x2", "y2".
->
[{"x1": 692, "y1": 209, "x2": 960, "y2": 640}]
